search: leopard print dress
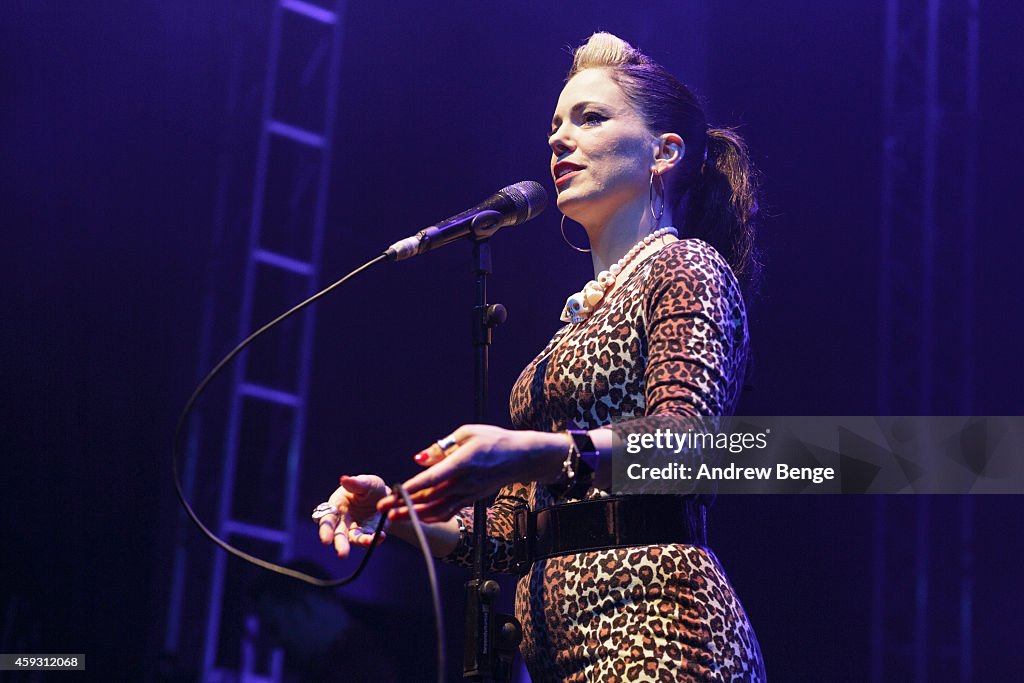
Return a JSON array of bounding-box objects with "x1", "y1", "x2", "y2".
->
[{"x1": 445, "y1": 239, "x2": 766, "y2": 682}]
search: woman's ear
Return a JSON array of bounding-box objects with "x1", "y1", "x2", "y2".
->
[{"x1": 652, "y1": 133, "x2": 685, "y2": 174}]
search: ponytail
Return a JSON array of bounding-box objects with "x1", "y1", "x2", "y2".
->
[{"x1": 683, "y1": 128, "x2": 762, "y2": 296}]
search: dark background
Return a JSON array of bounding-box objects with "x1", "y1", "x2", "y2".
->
[{"x1": 2, "y1": 1, "x2": 1022, "y2": 680}]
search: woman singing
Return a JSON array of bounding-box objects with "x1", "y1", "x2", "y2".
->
[{"x1": 314, "y1": 32, "x2": 765, "y2": 682}]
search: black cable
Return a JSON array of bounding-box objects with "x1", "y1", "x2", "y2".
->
[
  {"x1": 172, "y1": 253, "x2": 391, "y2": 587},
  {"x1": 394, "y1": 484, "x2": 447, "y2": 683},
  {"x1": 174, "y1": 250, "x2": 448, "y2": 680}
]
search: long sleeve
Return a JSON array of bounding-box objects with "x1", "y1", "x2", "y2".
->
[
  {"x1": 606, "y1": 239, "x2": 749, "y2": 443},
  {"x1": 440, "y1": 482, "x2": 529, "y2": 574}
]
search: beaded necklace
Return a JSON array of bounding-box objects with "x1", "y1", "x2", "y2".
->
[{"x1": 560, "y1": 226, "x2": 679, "y2": 323}]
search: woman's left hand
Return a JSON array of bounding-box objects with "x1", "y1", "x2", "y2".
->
[{"x1": 376, "y1": 425, "x2": 567, "y2": 523}]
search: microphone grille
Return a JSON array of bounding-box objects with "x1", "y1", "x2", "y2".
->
[{"x1": 502, "y1": 180, "x2": 548, "y2": 223}]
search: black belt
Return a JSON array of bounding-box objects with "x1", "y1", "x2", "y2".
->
[{"x1": 511, "y1": 496, "x2": 707, "y2": 574}]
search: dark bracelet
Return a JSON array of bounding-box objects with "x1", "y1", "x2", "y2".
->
[
  {"x1": 567, "y1": 429, "x2": 599, "y2": 477},
  {"x1": 550, "y1": 429, "x2": 599, "y2": 499}
]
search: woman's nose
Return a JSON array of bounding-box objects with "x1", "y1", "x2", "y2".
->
[{"x1": 548, "y1": 126, "x2": 572, "y2": 156}]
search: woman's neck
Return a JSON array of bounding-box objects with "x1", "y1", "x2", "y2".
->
[{"x1": 584, "y1": 198, "x2": 677, "y2": 276}]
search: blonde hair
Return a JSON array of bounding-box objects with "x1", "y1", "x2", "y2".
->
[{"x1": 567, "y1": 32, "x2": 651, "y2": 78}]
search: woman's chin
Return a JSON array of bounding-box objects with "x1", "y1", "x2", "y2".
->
[{"x1": 556, "y1": 193, "x2": 590, "y2": 222}]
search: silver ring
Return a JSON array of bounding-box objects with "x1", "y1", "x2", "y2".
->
[
  {"x1": 311, "y1": 502, "x2": 338, "y2": 522},
  {"x1": 435, "y1": 435, "x2": 458, "y2": 453},
  {"x1": 319, "y1": 518, "x2": 337, "y2": 530}
]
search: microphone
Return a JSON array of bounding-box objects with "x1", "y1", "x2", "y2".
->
[{"x1": 385, "y1": 181, "x2": 548, "y2": 261}]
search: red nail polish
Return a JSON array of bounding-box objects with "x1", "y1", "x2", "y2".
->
[{"x1": 414, "y1": 450, "x2": 429, "y2": 463}]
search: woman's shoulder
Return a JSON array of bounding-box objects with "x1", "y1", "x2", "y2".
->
[
  {"x1": 652, "y1": 237, "x2": 731, "y2": 273},
  {"x1": 645, "y1": 238, "x2": 743, "y2": 301}
]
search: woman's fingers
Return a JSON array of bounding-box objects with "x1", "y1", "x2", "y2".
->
[
  {"x1": 377, "y1": 471, "x2": 457, "y2": 515},
  {"x1": 320, "y1": 510, "x2": 354, "y2": 558},
  {"x1": 333, "y1": 521, "x2": 352, "y2": 558},
  {"x1": 317, "y1": 514, "x2": 338, "y2": 544},
  {"x1": 382, "y1": 476, "x2": 469, "y2": 523},
  {"x1": 414, "y1": 426, "x2": 476, "y2": 467},
  {"x1": 318, "y1": 477, "x2": 392, "y2": 557},
  {"x1": 386, "y1": 496, "x2": 463, "y2": 524},
  {"x1": 348, "y1": 517, "x2": 386, "y2": 546},
  {"x1": 316, "y1": 486, "x2": 346, "y2": 545},
  {"x1": 318, "y1": 514, "x2": 339, "y2": 544},
  {"x1": 339, "y1": 473, "x2": 379, "y2": 495},
  {"x1": 319, "y1": 484, "x2": 353, "y2": 556},
  {"x1": 403, "y1": 454, "x2": 464, "y2": 497}
]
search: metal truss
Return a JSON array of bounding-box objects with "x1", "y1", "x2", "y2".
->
[
  {"x1": 164, "y1": 2, "x2": 346, "y2": 681},
  {"x1": 874, "y1": 1, "x2": 978, "y2": 681}
]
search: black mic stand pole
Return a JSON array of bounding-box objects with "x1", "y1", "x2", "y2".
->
[{"x1": 463, "y1": 238, "x2": 522, "y2": 682}]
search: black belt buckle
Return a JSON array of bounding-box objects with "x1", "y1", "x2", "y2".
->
[{"x1": 512, "y1": 503, "x2": 532, "y2": 575}]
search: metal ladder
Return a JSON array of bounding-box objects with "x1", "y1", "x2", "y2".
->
[{"x1": 163, "y1": 1, "x2": 346, "y2": 680}]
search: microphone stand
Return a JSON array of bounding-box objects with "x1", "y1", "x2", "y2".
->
[{"x1": 463, "y1": 238, "x2": 522, "y2": 682}]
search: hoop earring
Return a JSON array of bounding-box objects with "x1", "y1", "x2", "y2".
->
[
  {"x1": 560, "y1": 214, "x2": 591, "y2": 253},
  {"x1": 649, "y1": 171, "x2": 665, "y2": 226}
]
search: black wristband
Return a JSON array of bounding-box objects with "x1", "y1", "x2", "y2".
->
[
  {"x1": 547, "y1": 429, "x2": 598, "y2": 499},
  {"x1": 567, "y1": 429, "x2": 599, "y2": 476}
]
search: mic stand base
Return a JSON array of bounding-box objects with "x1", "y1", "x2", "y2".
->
[{"x1": 462, "y1": 578, "x2": 523, "y2": 681}]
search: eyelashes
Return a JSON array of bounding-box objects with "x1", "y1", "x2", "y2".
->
[{"x1": 548, "y1": 111, "x2": 608, "y2": 139}]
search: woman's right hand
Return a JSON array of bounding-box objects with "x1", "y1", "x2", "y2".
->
[{"x1": 318, "y1": 474, "x2": 390, "y2": 558}]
